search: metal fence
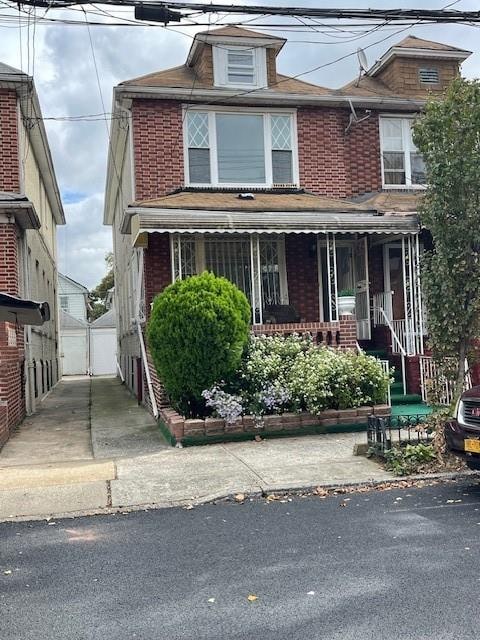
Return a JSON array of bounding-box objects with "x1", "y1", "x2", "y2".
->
[{"x1": 367, "y1": 414, "x2": 433, "y2": 455}]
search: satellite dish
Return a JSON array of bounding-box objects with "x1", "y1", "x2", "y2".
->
[{"x1": 357, "y1": 48, "x2": 368, "y2": 73}]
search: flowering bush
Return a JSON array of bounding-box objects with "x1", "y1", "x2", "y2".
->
[
  {"x1": 202, "y1": 386, "x2": 243, "y2": 424},
  {"x1": 201, "y1": 334, "x2": 391, "y2": 420}
]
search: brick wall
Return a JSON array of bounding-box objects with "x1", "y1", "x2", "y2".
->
[
  {"x1": 0, "y1": 223, "x2": 25, "y2": 445},
  {"x1": 132, "y1": 100, "x2": 184, "y2": 201},
  {"x1": 297, "y1": 108, "x2": 349, "y2": 197},
  {"x1": 285, "y1": 234, "x2": 319, "y2": 322},
  {"x1": 143, "y1": 233, "x2": 172, "y2": 315},
  {"x1": 0, "y1": 89, "x2": 19, "y2": 193}
]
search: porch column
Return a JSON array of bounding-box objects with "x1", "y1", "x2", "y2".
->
[
  {"x1": 325, "y1": 232, "x2": 338, "y2": 322},
  {"x1": 401, "y1": 234, "x2": 424, "y2": 355},
  {"x1": 249, "y1": 233, "x2": 263, "y2": 325}
]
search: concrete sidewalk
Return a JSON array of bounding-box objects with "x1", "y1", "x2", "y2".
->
[{"x1": 0, "y1": 377, "x2": 392, "y2": 521}]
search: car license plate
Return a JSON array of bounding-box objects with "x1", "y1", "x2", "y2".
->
[{"x1": 465, "y1": 439, "x2": 480, "y2": 453}]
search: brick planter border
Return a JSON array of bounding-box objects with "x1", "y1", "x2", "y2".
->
[{"x1": 158, "y1": 405, "x2": 391, "y2": 446}]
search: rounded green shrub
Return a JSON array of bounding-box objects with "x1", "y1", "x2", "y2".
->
[{"x1": 147, "y1": 272, "x2": 250, "y2": 416}]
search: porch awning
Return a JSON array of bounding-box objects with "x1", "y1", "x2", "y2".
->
[
  {"x1": 0, "y1": 292, "x2": 50, "y2": 325},
  {"x1": 126, "y1": 208, "x2": 419, "y2": 246}
]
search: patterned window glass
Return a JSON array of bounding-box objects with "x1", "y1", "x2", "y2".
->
[
  {"x1": 271, "y1": 115, "x2": 293, "y2": 184},
  {"x1": 187, "y1": 112, "x2": 210, "y2": 183}
]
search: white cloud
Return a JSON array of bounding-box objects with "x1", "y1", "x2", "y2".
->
[{"x1": 0, "y1": 1, "x2": 479, "y2": 288}]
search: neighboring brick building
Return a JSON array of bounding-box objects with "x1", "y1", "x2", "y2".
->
[
  {"x1": 0, "y1": 63, "x2": 65, "y2": 447},
  {"x1": 104, "y1": 27, "x2": 470, "y2": 412}
]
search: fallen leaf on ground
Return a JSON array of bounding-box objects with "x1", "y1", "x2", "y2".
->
[
  {"x1": 313, "y1": 487, "x2": 328, "y2": 497},
  {"x1": 235, "y1": 493, "x2": 245, "y2": 503},
  {"x1": 3, "y1": 570, "x2": 12, "y2": 575},
  {"x1": 254, "y1": 435, "x2": 262, "y2": 442},
  {"x1": 184, "y1": 505, "x2": 194, "y2": 510},
  {"x1": 266, "y1": 494, "x2": 279, "y2": 502},
  {"x1": 339, "y1": 501, "x2": 347, "y2": 508},
  {"x1": 247, "y1": 594, "x2": 258, "y2": 602}
]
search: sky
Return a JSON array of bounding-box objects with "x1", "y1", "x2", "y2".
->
[{"x1": 0, "y1": 0, "x2": 479, "y2": 289}]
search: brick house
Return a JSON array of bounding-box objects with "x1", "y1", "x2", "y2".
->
[
  {"x1": 104, "y1": 27, "x2": 471, "y2": 415},
  {"x1": 0, "y1": 63, "x2": 65, "y2": 446}
]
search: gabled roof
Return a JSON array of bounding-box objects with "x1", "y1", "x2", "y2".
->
[
  {"x1": 58, "y1": 273, "x2": 89, "y2": 293},
  {"x1": 195, "y1": 25, "x2": 285, "y2": 41},
  {"x1": 91, "y1": 308, "x2": 116, "y2": 328},
  {"x1": 0, "y1": 61, "x2": 25, "y2": 77},
  {"x1": 394, "y1": 35, "x2": 470, "y2": 52},
  {"x1": 60, "y1": 309, "x2": 88, "y2": 330},
  {"x1": 367, "y1": 34, "x2": 471, "y2": 77}
]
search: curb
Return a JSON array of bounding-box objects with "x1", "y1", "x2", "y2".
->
[{"x1": 0, "y1": 470, "x2": 477, "y2": 523}]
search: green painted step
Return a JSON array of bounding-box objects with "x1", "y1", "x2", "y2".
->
[
  {"x1": 390, "y1": 382, "x2": 404, "y2": 394},
  {"x1": 391, "y1": 403, "x2": 433, "y2": 417},
  {"x1": 365, "y1": 349, "x2": 388, "y2": 359},
  {"x1": 391, "y1": 393, "x2": 423, "y2": 405}
]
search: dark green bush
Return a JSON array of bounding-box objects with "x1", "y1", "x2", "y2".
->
[{"x1": 147, "y1": 272, "x2": 250, "y2": 416}]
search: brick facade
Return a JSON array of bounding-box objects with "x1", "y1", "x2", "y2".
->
[
  {"x1": 0, "y1": 224, "x2": 25, "y2": 444},
  {"x1": 132, "y1": 100, "x2": 184, "y2": 201},
  {"x1": 0, "y1": 89, "x2": 20, "y2": 193}
]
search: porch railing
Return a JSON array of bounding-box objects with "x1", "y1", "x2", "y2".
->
[
  {"x1": 372, "y1": 291, "x2": 393, "y2": 326},
  {"x1": 419, "y1": 356, "x2": 472, "y2": 406},
  {"x1": 374, "y1": 306, "x2": 407, "y2": 395}
]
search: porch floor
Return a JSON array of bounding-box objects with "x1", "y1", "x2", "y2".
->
[{"x1": 390, "y1": 403, "x2": 433, "y2": 417}]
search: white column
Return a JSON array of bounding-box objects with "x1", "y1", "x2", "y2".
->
[
  {"x1": 250, "y1": 234, "x2": 263, "y2": 325},
  {"x1": 326, "y1": 233, "x2": 338, "y2": 322}
]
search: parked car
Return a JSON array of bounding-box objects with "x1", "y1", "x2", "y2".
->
[{"x1": 445, "y1": 387, "x2": 480, "y2": 470}]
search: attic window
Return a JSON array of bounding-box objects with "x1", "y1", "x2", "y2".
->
[
  {"x1": 419, "y1": 67, "x2": 439, "y2": 84},
  {"x1": 227, "y1": 49, "x2": 255, "y2": 84},
  {"x1": 212, "y1": 45, "x2": 267, "y2": 89}
]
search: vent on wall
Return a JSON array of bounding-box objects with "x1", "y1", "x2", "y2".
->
[{"x1": 419, "y1": 68, "x2": 440, "y2": 84}]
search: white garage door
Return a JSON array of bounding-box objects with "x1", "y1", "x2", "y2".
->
[
  {"x1": 62, "y1": 333, "x2": 88, "y2": 375},
  {"x1": 90, "y1": 328, "x2": 117, "y2": 376}
]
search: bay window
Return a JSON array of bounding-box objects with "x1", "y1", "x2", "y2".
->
[
  {"x1": 380, "y1": 116, "x2": 426, "y2": 187},
  {"x1": 185, "y1": 109, "x2": 297, "y2": 187}
]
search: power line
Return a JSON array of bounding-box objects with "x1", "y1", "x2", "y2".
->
[{"x1": 8, "y1": 1, "x2": 480, "y2": 24}]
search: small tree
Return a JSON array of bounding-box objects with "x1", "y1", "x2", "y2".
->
[
  {"x1": 147, "y1": 272, "x2": 250, "y2": 416},
  {"x1": 413, "y1": 78, "x2": 480, "y2": 394},
  {"x1": 89, "y1": 252, "x2": 114, "y2": 320}
]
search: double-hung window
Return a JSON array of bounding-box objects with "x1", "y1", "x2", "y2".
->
[
  {"x1": 186, "y1": 109, "x2": 296, "y2": 187},
  {"x1": 213, "y1": 45, "x2": 266, "y2": 88},
  {"x1": 380, "y1": 117, "x2": 426, "y2": 188}
]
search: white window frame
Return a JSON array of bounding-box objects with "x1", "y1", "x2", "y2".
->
[
  {"x1": 379, "y1": 115, "x2": 426, "y2": 190},
  {"x1": 183, "y1": 106, "x2": 299, "y2": 189},
  {"x1": 59, "y1": 295, "x2": 69, "y2": 313},
  {"x1": 212, "y1": 45, "x2": 267, "y2": 89}
]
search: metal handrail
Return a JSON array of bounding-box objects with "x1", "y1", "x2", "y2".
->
[
  {"x1": 356, "y1": 341, "x2": 391, "y2": 407},
  {"x1": 136, "y1": 322, "x2": 159, "y2": 419},
  {"x1": 373, "y1": 305, "x2": 407, "y2": 395}
]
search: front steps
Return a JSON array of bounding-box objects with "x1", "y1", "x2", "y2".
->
[{"x1": 365, "y1": 349, "x2": 432, "y2": 417}]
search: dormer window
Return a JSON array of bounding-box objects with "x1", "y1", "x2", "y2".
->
[{"x1": 213, "y1": 45, "x2": 267, "y2": 89}]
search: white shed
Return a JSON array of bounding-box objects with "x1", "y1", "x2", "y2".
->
[{"x1": 90, "y1": 309, "x2": 117, "y2": 376}]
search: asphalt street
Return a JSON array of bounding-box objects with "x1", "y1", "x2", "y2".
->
[{"x1": 2, "y1": 480, "x2": 480, "y2": 639}]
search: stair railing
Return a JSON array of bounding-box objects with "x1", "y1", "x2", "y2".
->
[
  {"x1": 136, "y1": 321, "x2": 159, "y2": 419},
  {"x1": 356, "y1": 342, "x2": 391, "y2": 407},
  {"x1": 373, "y1": 306, "x2": 407, "y2": 396}
]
